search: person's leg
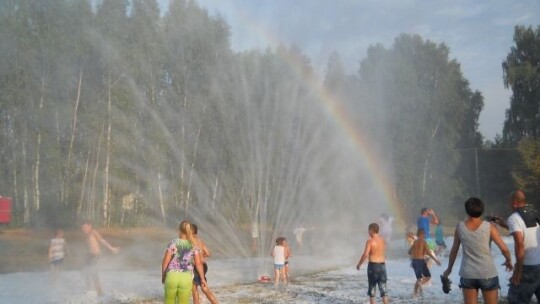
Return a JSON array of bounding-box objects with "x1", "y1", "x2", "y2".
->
[
  {"x1": 508, "y1": 267, "x2": 536, "y2": 304},
  {"x1": 164, "y1": 272, "x2": 180, "y2": 304},
  {"x1": 200, "y1": 285, "x2": 219, "y2": 304},
  {"x1": 369, "y1": 296, "x2": 375, "y2": 304},
  {"x1": 274, "y1": 267, "x2": 280, "y2": 286},
  {"x1": 192, "y1": 284, "x2": 200, "y2": 304},
  {"x1": 176, "y1": 272, "x2": 193, "y2": 304},
  {"x1": 413, "y1": 279, "x2": 422, "y2": 296},
  {"x1": 462, "y1": 288, "x2": 479, "y2": 304},
  {"x1": 481, "y1": 289, "x2": 498, "y2": 304}
]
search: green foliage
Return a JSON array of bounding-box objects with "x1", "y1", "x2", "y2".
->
[
  {"x1": 354, "y1": 34, "x2": 482, "y2": 220},
  {"x1": 503, "y1": 25, "x2": 540, "y2": 145},
  {"x1": 0, "y1": 0, "x2": 528, "y2": 245}
]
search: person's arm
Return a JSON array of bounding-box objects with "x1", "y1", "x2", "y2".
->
[
  {"x1": 356, "y1": 239, "x2": 371, "y2": 270},
  {"x1": 510, "y1": 230, "x2": 525, "y2": 285},
  {"x1": 490, "y1": 223, "x2": 513, "y2": 271},
  {"x1": 161, "y1": 249, "x2": 172, "y2": 284},
  {"x1": 92, "y1": 230, "x2": 119, "y2": 253},
  {"x1": 443, "y1": 228, "x2": 460, "y2": 277},
  {"x1": 194, "y1": 251, "x2": 207, "y2": 287},
  {"x1": 489, "y1": 216, "x2": 509, "y2": 230},
  {"x1": 429, "y1": 209, "x2": 439, "y2": 225},
  {"x1": 286, "y1": 246, "x2": 292, "y2": 258},
  {"x1": 200, "y1": 241, "x2": 210, "y2": 258},
  {"x1": 424, "y1": 241, "x2": 441, "y2": 265},
  {"x1": 48, "y1": 240, "x2": 53, "y2": 261}
]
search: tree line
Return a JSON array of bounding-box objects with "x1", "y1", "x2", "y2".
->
[{"x1": 0, "y1": 1, "x2": 539, "y2": 243}]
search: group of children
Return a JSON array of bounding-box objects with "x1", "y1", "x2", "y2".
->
[
  {"x1": 357, "y1": 222, "x2": 445, "y2": 303},
  {"x1": 271, "y1": 236, "x2": 292, "y2": 287}
]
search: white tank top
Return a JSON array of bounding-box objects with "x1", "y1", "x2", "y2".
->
[{"x1": 457, "y1": 221, "x2": 498, "y2": 279}]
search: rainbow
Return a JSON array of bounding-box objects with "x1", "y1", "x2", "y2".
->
[{"x1": 209, "y1": 0, "x2": 410, "y2": 228}]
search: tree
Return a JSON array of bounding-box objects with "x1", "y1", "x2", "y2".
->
[
  {"x1": 502, "y1": 25, "x2": 540, "y2": 145},
  {"x1": 358, "y1": 34, "x2": 481, "y2": 220}
]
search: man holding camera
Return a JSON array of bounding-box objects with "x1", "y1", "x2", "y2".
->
[{"x1": 492, "y1": 190, "x2": 540, "y2": 303}]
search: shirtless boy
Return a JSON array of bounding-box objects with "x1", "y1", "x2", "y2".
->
[
  {"x1": 356, "y1": 223, "x2": 389, "y2": 304},
  {"x1": 81, "y1": 220, "x2": 120, "y2": 296},
  {"x1": 409, "y1": 228, "x2": 440, "y2": 297}
]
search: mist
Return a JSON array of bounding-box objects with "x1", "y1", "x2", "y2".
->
[{"x1": 0, "y1": 0, "x2": 510, "y2": 303}]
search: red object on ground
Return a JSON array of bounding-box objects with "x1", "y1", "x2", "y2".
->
[
  {"x1": 258, "y1": 275, "x2": 272, "y2": 282},
  {"x1": 0, "y1": 197, "x2": 12, "y2": 224}
]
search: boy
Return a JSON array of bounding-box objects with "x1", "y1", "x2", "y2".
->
[
  {"x1": 81, "y1": 220, "x2": 120, "y2": 296},
  {"x1": 356, "y1": 223, "x2": 389, "y2": 304},
  {"x1": 409, "y1": 228, "x2": 441, "y2": 297}
]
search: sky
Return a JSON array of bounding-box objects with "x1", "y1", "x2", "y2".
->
[{"x1": 162, "y1": 0, "x2": 539, "y2": 141}]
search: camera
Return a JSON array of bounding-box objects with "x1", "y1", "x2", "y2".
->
[{"x1": 485, "y1": 216, "x2": 497, "y2": 222}]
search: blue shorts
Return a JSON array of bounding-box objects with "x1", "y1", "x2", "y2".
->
[
  {"x1": 193, "y1": 262, "x2": 208, "y2": 286},
  {"x1": 274, "y1": 264, "x2": 284, "y2": 270},
  {"x1": 459, "y1": 276, "x2": 499, "y2": 290},
  {"x1": 367, "y1": 262, "x2": 387, "y2": 298},
  {"x1": 411, "y1": 259, "x2": 431, "y2": 280},
  {"x1": 508, "y1": 264, "x2": 540, "y2": 304}
]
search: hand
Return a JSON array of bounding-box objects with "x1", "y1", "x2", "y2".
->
[
  {"x1": 510, "y1": 270, "x2": 522, "y2": 286},
  {"x1": 201, "y1": 279, "x2": 207, "y2": 288},
  {"x1": 356, "y1": 263, "x2": 360, "y2": 270},
  {"x1": 162, "y1": 272, "x2": 166, "y2": 284},
  {"x1": 436, "y1": 260, "x2": 441, "y2": 266},
  {"x1": 503, "y1": 260, "x2": 513, "y2": 272},
  {"x1": 111, "y1": 247, "x2": 120, "y2": 254}
]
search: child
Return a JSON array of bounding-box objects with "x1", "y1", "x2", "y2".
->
[
  {"x1": 406, "y1": 231, "x2": 417, "y2": 248},
  {"x1": 356, "y1": 223, "x2": 389, "y2": 304},
  {"x1": 271, "y1": 237, "x2": 287, "y2": 287},
  {"x1": 409, "y1": 228, "x2": 441, "y2": 297},
  {"x1": 284, "y1": 238, "x2": 292, "y2": 283},
  {"x1": 434, "y1": 221, "x2": 447, "y2": 257},
  {"x1": 48, "y1": 229, "x2": 67, "y2": 274}
]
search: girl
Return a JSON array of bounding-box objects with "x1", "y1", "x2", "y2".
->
[{"x1": 162, "y1": 220, "x2": 207, "y2": 304}]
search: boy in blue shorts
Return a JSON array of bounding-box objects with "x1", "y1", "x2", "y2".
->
[
  {"x1": 356, "y1": 223, "x2": 389, "y2": 304},
  {"x1": 409, "y1": 228, "x2": 441, "y2": 297}
]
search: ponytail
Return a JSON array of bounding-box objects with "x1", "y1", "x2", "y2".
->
[{"x1": 179, "y1": 220, "x2": 196, "y2": 246}]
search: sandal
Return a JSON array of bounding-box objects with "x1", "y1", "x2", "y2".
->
[{"x1": 440, "y1": 275, "x2": 452, "y2": 294}]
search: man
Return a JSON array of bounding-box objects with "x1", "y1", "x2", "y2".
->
[
  {"x1": 294, "y1": 225, "x2": 308, "y2": 251},
  {"x1": 81, "y1": 220, "x2": 120, "y2": 296},
  {"x1": 504, "y1": 190, "x2": 540, "y2": 303},
  {"x1": 416, "y1": 208, "x2": 439, "y2": 266},
  {"x1": 417, "y1": 208, "x2": 439, "y2": 243}
]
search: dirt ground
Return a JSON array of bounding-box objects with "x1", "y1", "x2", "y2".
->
[{"x1": 0, "y1": 227, "x2": 172, "y2": 273}]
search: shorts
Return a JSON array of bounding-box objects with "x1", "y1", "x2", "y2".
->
[
  {"x1": 50, "y1": 258, "x2": 64, "y2": 266},
  {"x1": 367, "y1": 262, "x2": 387, "y2": 297},
  {"x1": 274, "y1": 264, "x2": 284, "y2": 270},
  {"x1": 459, "y1": 276, "x2": 499, "y2": 290},
  {"x1": 285, "y1": 261, "x2": 289, "y2": 265},
  {"x1": 193, "y1": 262, "x2": 208, "y2": 286},
  {"x1": 411, "y1": 259, "x2": 431, "y2": 279},
  {"x1": 507, "y1": 264, "x2": 540, "y2": 304}
]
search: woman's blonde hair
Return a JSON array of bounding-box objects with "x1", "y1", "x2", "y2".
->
[{"x1": 179, "y1": 220, "x2": 196, "y2": 245}]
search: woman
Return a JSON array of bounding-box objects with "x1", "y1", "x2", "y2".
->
[
  {"x1": 443, "y1": 197, "x2": 513, "y2": 304},
  {"x1": 162, "y1": 220, "x2": 207, "y2": 304}
]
